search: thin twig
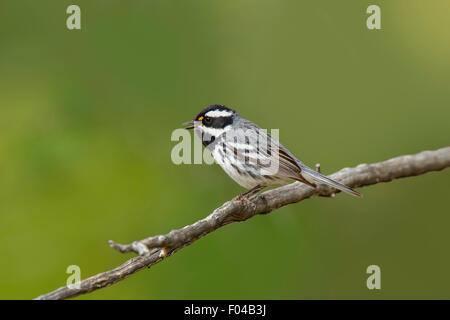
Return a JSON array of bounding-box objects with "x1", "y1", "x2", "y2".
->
[{"x1": 35, "y1": 147, "x2": 450, "y2": 300}]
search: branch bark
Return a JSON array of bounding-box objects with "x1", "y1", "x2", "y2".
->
[{"x1": 35, "y1": 147, "x2": 450, "y2": 300}]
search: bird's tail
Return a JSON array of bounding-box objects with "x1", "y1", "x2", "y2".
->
[{"x1": 300, "y1": 166, "x2": 362, "y2": 198}]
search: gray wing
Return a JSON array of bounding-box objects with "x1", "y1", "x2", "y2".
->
[
  {"x1": 228, "y1": 119, "x2": 361, "y2": 197},
  {"x1": 220, "y1": 121, "x2": 308, "y2": 182}
]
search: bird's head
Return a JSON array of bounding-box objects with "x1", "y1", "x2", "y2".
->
[{"x1": 183, "y1": 105, "x2": 238, "y2": 145}]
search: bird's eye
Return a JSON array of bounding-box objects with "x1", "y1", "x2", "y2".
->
[{"x1": 203, "y1": 116, "x2": 212, "y2": 125}]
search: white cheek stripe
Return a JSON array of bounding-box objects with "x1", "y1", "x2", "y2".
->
[
  {"x1": 200, "y1": 126, "x2": 230, "y2": 137},
  {"x1": 205, "y1": 110, "x2": 234, "y2": 117}
]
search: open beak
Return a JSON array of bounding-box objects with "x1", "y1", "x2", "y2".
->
[{"x1": 182, "y1": 120, "x2": 194, "y2": 130}]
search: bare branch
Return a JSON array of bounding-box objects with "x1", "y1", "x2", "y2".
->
[{"x1": 35, "y1": 147, "x2": 450, "y2": 300}]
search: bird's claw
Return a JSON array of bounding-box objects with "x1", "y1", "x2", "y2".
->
[
  {"x1": 159, "y1": 247, "x2": 168, "y2": 258},
  {"x1": 234, "y1": 194, "x2": 257, "y2": 211}
]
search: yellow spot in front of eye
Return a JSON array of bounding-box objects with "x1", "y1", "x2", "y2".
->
[{"x1": 198, "y1": 116, "x2": 204, "y2": 121}]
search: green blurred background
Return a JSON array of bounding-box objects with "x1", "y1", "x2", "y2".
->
[{"x1": 1, "y1": 0, "x2": 449, "y2": 299}]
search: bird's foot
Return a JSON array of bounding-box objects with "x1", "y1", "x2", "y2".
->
[
  {"x1": 233, "y1": 185, "x2": 264, "y2": 210},
  {"x1": 234, "y1": 185, "x2": 264, "y2": 200},
  {"x1": 159, "y1": 247, "x2": 168, "y2": 258},
  {"x1": 234, "y1": 195, "x2": 256, "y2": 212}
]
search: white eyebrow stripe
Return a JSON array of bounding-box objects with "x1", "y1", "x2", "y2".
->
[{"x1": 205, "y1": 110, "x2": 234, "y2": 117}]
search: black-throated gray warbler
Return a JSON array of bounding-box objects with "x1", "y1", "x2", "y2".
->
[{"x1": 183, "y1": 105, "x2": 361, "y2": 198}]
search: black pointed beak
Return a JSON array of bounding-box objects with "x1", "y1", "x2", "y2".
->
[{"x1": 182, "y1": 120, "x2": 194, "y2": 130}]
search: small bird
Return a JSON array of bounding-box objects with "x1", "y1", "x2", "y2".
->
[{"x1": 183, "y1": 104, "x2": 361, "y2": 198}]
